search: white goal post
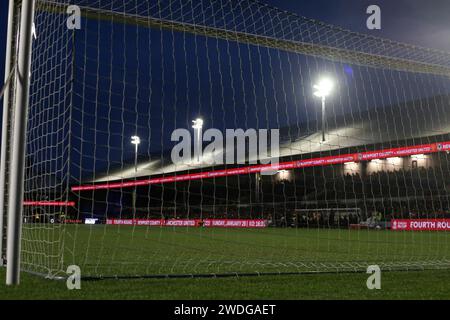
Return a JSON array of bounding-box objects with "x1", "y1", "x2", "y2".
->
[{"x1": 1, "y1": 0, "x2": 36, "y2": 285}]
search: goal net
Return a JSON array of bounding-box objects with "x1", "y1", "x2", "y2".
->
[{"x1": 3, "y1": 0, "x2": 450, "y2": 279}]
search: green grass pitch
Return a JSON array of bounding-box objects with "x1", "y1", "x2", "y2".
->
[{"x1": 1, "y1": 226, "x2": 449, "y2": 299}]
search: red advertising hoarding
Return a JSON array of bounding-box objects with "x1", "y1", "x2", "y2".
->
[
  {"x1": 23, "y1": 201, "x2": 76, "y2": 206},
  {"x1": 106, "y1": 219, "x2": 267, "y2": 228},
  {"x1": 391, "y1": 219, "x2": 450, "y2": 231},
  {"x1": 203, "y1": 219, "x2": 267, "y2": 228}
]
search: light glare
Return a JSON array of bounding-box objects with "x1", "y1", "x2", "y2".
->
[
  {"x1": 131, "y1": 136, "x2": 140, "y2": 145},
  {"x1": 313, "y1": 78, "x2": 333, "y2": 98},
  {"x1": 192, "y1": 118, "x2": 204, "y2": 129}
]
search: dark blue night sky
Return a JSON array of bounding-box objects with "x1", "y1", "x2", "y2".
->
[
  {"x1": 3, "y1": 0, "x2": 450, "y2": 74},
  {"x1": 1, "y1": 0, "x2": 449, "y2": 102},
  {"x1": 1, "y1": 0, "x2": 450, "y2": 182}
]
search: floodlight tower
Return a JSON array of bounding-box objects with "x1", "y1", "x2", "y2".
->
[
  {"x1": 192, "y1": 118, "x2": 203, "y2": 163},
  {"x1": 131, "y1": 135, "x2": 140, "y2": 217},
  {"x1": 131, "y1": 135, "x2": 141, "y2": 173},
  {"x1": 313, "y1": 78, "x2": 333, "y2": 142}
]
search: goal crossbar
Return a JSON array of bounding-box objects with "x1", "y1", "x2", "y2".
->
[{"x1": 36, "y1": 0, "x2": 450, "y2": 77}]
